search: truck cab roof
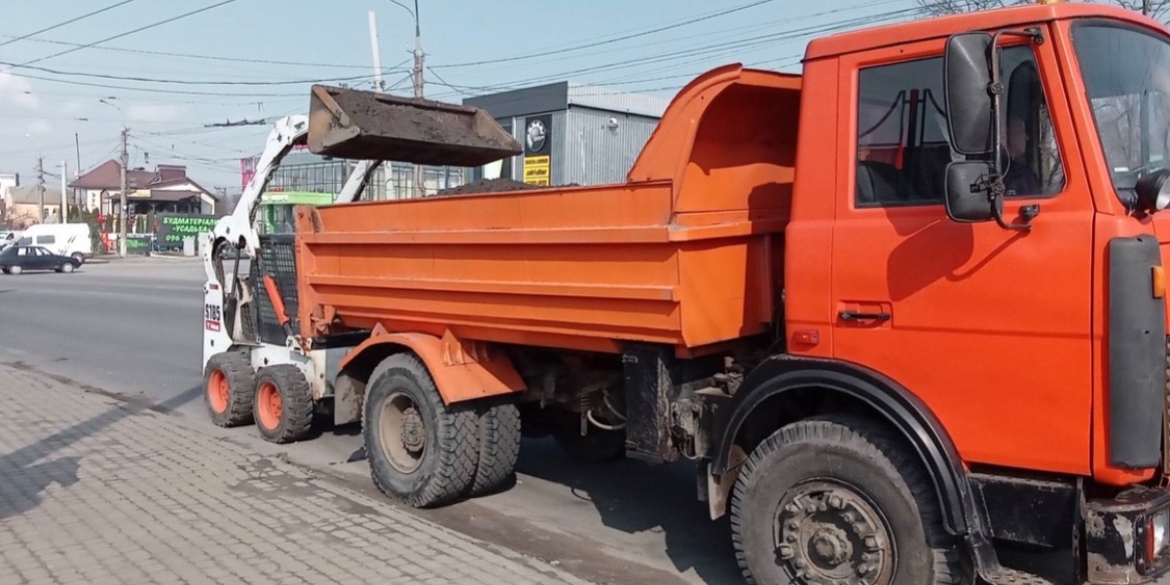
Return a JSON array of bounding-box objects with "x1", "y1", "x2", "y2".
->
[{"x1": 804, "y1": 2, "x2": 1156, "y2": 61}]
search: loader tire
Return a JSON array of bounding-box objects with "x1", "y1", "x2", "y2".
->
[
  {"x1": 364, "y1": 353, "x2": 479, "y2": 508},
  {"x1": 253, "y1": 364, "x2": 314, "y2": 444},
  {"x1": 468, "y1": 399, "x2": 521, "y2": 497},
  {"x1": 730, "y1": 414, "x2": 962, "y2": 585},
  {"x1": 204, "y1": 351, "x2": 255, "y2": 427}
]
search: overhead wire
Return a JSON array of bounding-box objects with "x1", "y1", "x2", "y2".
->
[
  {"x1": 0, "y1": 33, "x2": 385, "y2": 70},
  {"x1": 0, "y1": 0, "x2": 139, "y2": 49},
  {"x1": 432, "y1": 0, "x2": 778, "y2": 70},
  {"x1": 13, "y1": 0, "x2": 240, "y2": 69},
  {"x1": 0, "y1": 62, "x2": 400, "y2": 87}
]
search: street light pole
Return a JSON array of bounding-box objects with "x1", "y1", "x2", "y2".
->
[{"x1": 385, "y1": 0, "x2": 425, "y2": 197}]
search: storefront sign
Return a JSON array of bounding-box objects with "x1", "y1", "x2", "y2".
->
[
  {"x1": 156, "y1": 214, "x2": 219, "y2": 245},
  {"x1": 522, "y1": 114, "x2": 553, "y2": 186}
]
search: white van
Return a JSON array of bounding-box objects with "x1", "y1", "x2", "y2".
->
[{"x1": 16, "y1": 223, "x2": 93, "y2": 264}]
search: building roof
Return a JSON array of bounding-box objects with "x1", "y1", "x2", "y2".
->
[
  {"x1": 143, "y1": 189, "x2": 202, "y2": 202},
  {"x1": 7, "y1": 185, "x2": 63, "y2": 206},
  {"x1": 464, "y1": 81, "x2": 668, "y2": 120},
  {"x1": 68, "y1": 161, "x2": 218, "y2": 200}
]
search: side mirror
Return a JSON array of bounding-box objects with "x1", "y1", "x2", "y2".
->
[
  {"x1": 1136, "y1": 169, "x2": 1170, "y2": 214},
  {"x1": 944, "y1": 32, "x2": 995, "y2": 155},
  {"x1": 945, "y1": 161, "x2": 1000, "y2": 222}
]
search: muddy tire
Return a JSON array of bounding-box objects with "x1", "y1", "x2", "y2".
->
[
  {"x1": 468, "y1": 399, "x2": 521, "y2": 496},
  {"x1": 553, "y1": 425, "x2": 626, "y2": 462},
  {"x1": 364, "y1": 353, "x2": 479, "y2": 508},
  {"x1": 731, "y1": 414, "x2": 961, "y2": 585},
  {"x1": 253, "y1": 364, "x2": 314, "y2": 444},
  {"x1": 204, "y1": 351, "x2": 255, "y2": 427}
]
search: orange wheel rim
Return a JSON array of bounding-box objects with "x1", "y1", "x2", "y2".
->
[
  {"x1": 208, "y1": 370, "x2": 229, "y2": 414},
  {"x1": 257, "y1": 382, "x2": 282, "y2": 430}
]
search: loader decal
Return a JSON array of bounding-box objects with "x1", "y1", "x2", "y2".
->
[{"x1": 204, "y1": 302, "x2": 222, "y2": 332}]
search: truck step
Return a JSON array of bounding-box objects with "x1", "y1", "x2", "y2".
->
[
  {"x1": 982, "y1": 568, "x2": 1060, "y2": 585},
  {"x1": 983, "y1": 567, "x2": 1170, "y2": 585}
]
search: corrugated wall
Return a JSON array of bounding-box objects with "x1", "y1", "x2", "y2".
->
[{"x1": 564, "y1": 107, "x2": 660, "y2": 185}]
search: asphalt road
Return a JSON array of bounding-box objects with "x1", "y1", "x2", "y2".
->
[{"x1": 0, "y1": 258, "x2": 743, "y2": 585}]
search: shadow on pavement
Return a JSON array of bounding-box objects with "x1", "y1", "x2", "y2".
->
[
  {"x1": 0, "y1": 374, "x2": 202, "y2": 520},
  {"x1": 0, "y1": 456, "x2": 80, "y2": 520},
  {"x1": 516, "y1": 437, "x2": 744, "y2": 585}
]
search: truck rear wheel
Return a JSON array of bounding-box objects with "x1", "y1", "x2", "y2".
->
[
  {"x1": 204, "y1": 351, "x2": 255, "y2": 427},
  {"x1": 469, "y1": 399, "x2": 521, "y2": 496},
  {"x1": 253, "y1": 365, "x2": 314, "y2": 444},
  {"x1": 730, "y1": 415, "x2": 961, "y2": 585},
  {"x1": 364, "y1": 354, "x2": 479, "y2": 508}
]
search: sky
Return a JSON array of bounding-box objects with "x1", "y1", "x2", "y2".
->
[{"x1": 0, "y1": 0, "x2": 942, "y2": 193}]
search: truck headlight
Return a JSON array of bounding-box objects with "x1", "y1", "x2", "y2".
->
[{"x1": 1152, "y1": 509, "x2": 1170, "y2": 555}]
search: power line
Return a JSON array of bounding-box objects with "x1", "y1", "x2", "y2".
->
[
  {"x1": 0, "y1": 0, "x2": 140, "y2": 49},
  {"x1": 0, "y1": 62, "x2": 396, "y2": 86},
  {"x1": 432, "y1": 0, "x2": 777, "y2": 70},
  {"x1": 426, "y1": 6, "x2": 919, "y2": 102},
  {"x1": 0, "y1": 33, "x2": 385, "y2": 70},
  {"x1": 15, "y1": 0, "x2": 239, "y2": 69}
]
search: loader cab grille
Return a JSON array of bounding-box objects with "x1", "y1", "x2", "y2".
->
[{"x1": 253, "y1": 234, "x2": 300, "y2": 345}]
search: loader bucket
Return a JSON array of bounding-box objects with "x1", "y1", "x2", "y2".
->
[{"x1": 307, "y1": 85, "x2": 522, "y2": 167}]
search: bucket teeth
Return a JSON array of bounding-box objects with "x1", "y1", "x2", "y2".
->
[{"x1": 307, "y1": 85, "x2": 521, "y2": 167}]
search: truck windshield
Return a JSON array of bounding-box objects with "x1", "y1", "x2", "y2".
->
[{"x1": 1072, "y1": 22, "x2": 1170, "y2": 208}]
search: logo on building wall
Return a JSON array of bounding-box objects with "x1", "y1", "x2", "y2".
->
[{"x1": 522, "y1": 114, "x2": 553, "y2": 186}]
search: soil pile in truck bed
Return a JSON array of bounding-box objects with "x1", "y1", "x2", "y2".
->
[
  {"x1": 435, "y1": 178, "x2": 542, "y2": 196},
  {"x1": 434, "y1": 179, "x2": 584, "y2": 197}
]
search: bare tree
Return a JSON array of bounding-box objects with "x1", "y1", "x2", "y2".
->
[{"x1": 917, "y1": 0, "x2": 1170, "y2": 20}]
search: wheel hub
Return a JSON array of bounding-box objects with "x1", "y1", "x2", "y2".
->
[
  {"x1": 400, "y1": 406, "x2": 425, "y2": 453},
  {"x1": 774, "y1": 482, "x2": 894, "y2": 585}
]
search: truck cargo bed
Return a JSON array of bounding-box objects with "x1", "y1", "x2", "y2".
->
[{"x1": 294, "y1": 65, "x2": 801, "y2": 356}]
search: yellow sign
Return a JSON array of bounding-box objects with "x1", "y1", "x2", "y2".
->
[{"x1": 523, "y1": 155, "x2": 550, "y2": 186}]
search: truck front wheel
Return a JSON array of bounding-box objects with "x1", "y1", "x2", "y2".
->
[
  {"x1": 364, "y1": 354, "x2": 479, "y2": 508},
  {"x1": 730, "y1": 415, "x2": 961, "y2": 585}
]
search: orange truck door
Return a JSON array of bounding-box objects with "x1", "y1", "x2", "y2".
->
[{"x1": 830, "y1": 36, "x2": 1094, "y2": 475}]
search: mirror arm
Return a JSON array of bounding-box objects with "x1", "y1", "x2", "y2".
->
[{"x1": 984, "y1": 29, "x2": 1041, "y2": 232}]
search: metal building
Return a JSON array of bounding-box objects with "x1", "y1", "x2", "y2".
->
[{"x1": 462, "y1": 82, "x2": 669, "y2": 187}]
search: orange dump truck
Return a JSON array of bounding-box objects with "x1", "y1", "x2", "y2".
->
[{"x1": 203, "y1": 3, "x2": 1170, "y2": 584}]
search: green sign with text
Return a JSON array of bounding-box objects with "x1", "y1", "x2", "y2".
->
[{"x1": 156, "y1": 214, "x2": 219, "y2": 245}]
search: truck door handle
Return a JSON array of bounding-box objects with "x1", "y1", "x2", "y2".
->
[{"x1": 838, "y1": 310, "x2": 890, "y2": 322}]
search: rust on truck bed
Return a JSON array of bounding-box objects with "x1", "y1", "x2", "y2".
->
[{"x1": 294, "y1": 65, "x2": 801, "y2": 357}]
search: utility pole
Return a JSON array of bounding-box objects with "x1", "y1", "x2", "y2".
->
[
  {"x1": 411, "y1": 0, "x2": 425, "y2": 198},
  {"x1": 368, "y1": 10, "x2": 385, "y2": 92},
  {"x1": 36, "y1": 157, "x2": 44, "y2": 223},
  {"x1": 60, "y1": 161, "x2": 67, "y2": 223},
  {"x1": 119, "y1": 127, "x2": 128, "y2": 258},
  {"x1": 74, "y1": 132, "x2": 82, "y2": 208}
]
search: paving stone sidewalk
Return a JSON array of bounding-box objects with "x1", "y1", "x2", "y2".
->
[{"x1": 0, "y1": 364, "x2": 592, "y2": 585}]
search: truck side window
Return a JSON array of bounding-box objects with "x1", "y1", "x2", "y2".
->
[
  {"x1": 36, "y1": 235, "x2": 54, "y2": 245},
  {"x1": 855, "y1": 47, "x2": 1064, "y2": 207}
]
